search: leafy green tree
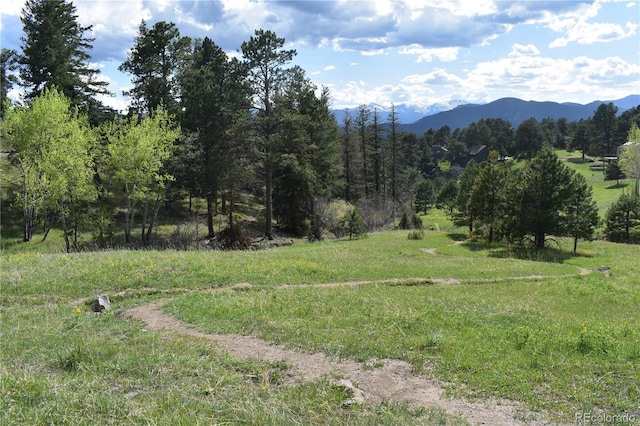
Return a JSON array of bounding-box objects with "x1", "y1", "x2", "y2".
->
[
  {"x1": 178, "y1": 37, "x2": 249, "y2": 236},
  {"x1": 499, "y1": 148, "x2": 574, "y2": 249},
  {"x1": 563, "y1": 173, "x2": 599, "y2": 253},
  {"x1": 105, "y1": 108, "x2": 180, "y2": 244},
  {"x1": 3, "y1": 88, "x2": 97, "y2": 250},
  {"x1": 619, "y1": 124, "x2": 640, "y2": 196},
  {"x1": 1, "y1": 48, "x2": 19, "y2": 117},
  {"x1": 119, "y1": 20, "x2": 191, "y2": 116},
  {"x1": 468, "y1": 151, "x2": 508, "y2": 242},
  {"x1": 605, "y1": 194, "x2": 640, "y2": 242},
  {"x1": 241, "y1": 29, "x2": 296, "y2": 239},
  {"x1": 19, "y1": 0, "x2": 109, "y2": 118}
]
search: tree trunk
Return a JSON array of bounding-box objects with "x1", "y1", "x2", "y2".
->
[
  {"x1": 60, "y1": 200, "x2": 71, "y2": 254},
  {"x1": 228, "y1": 189, "x2": 235, "y2": 230},
  {"x1": 144, "y1": 193, "x2": 162, "y2": 245},
  {"x1": 206, "y1": 191, "x2": 215, "y2": 238},
  {"x1": 265, "y1": 163, "x2": 273, "y2": 239},
  {"x1": 124, "y1": 183, "x2": 133, "y2": 244},
  {"x1": 535, "y1": 232, "x2": 546, "y2": 249}
]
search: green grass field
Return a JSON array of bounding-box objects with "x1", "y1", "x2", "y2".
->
[
  {"x1": 556, "y1": 149, "x2": 632, "y2": 215},
  {"x1": 2, "y1": 227, "x2": 639, "y2": 424},
  {"x1": 2, "y1": 151, "x2": 639, "y2": 424}
]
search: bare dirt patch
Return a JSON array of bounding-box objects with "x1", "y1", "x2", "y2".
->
[
  {"x1": 126, "y1": 299, "x2": 554, "y2": 425},
  {"x1": 420, "y1": 247, "x2": 438, "y2": 254}
]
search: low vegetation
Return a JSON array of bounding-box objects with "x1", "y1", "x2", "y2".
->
[{"x1": 3, "y1": 215, "x2": 639, "y2": 424}]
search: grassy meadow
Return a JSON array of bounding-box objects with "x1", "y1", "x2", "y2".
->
[{"x1": 2, "y1": 151, "x2": 640, "y2": 425}]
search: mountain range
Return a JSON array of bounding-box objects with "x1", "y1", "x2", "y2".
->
[{"x1": 331, "y1": 95, "x2": 640, "y2": 135}]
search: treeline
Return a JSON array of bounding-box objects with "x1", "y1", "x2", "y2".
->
[{"x1": 2, "y1": 0, "x2": 640, "y2": 251}]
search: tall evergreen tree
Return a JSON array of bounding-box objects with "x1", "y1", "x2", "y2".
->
[
  {"x1": 1, "y1": 49, "x2": 19, "y2": 117},
  {"x1": 388, "y1": 104, "x2": 400, "y2": 201},
  {"x1": 355, "y1": 104, "x2": 371, "y2": 196},
  {"x1": 563, "y1": 172, "x2": 599, "y2": 253},
  {"x1": 119, "y1": 20, "x2": 191, "y2": 116},
  {"x1": 178, "y1": 37, "x2": 249, "y2": 236},
  {"x1": 241, "y1": 29, "x2": 296, "y2": 239},
  {"x1": 371, "y1": 108, "x2": 384, "y2": 195},
  {"x1": 593, "y1": 102, "x2": 618, "y2": 157},
  {"x1": 605, "y1": 194, "x2": 640, "y2": 242},
  {"x1": 341, "y1": 110, "x2": 355, "y2": 201},
  {"x1": 272, "y1": 71, "x2": 340, "y2": 237},
  {"x1": 468, "y1": 151, "x2": 509, "y2": 242},
  {"x1": 452, "y1": 158, "x2": 480, "y2": 233},
  {"x1": 499, "y1": 148, "x2": 574, "y2": 249},
  {"x1": 19, "y1": 0, "x2": 109, "y2": 119},
  {"x1": 514, "y1": 117, "x2": 545, "y2": 159}
]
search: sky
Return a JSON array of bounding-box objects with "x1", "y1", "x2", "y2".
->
[{"x1": 1, "y1": 0, "x2": 639, "y2": 113}]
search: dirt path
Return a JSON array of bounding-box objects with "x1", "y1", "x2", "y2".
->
[{"x1": 126, "y1": 299, "x2": 555, "y2": 425}]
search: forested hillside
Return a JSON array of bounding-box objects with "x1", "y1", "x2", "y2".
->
[{"x1": 2, "y1": 0, "x2": 640, "y2": 252}]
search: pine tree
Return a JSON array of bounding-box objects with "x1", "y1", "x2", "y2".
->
[
  {"x1": 19, "y1": 0, "x2": 109, "y2": 112},
  {"x1": 241, "y1": 29, "x2": 296, "y2": 239},
  {"x1": 119, "y1": 20, "x2": 191, "y2": 116},
  {"x1": 499, "y1": 148, "x2": 575, "y2": 249},
  {"x1": 468, "y1": 151, "x2": 508, "y2": 242},
  {"x1": 1, "y1": 49, "x2": 19, "y2": 117},
  {"x1": 178, "y1": 37, "x2": 249, "y2": 236},
  {"x1": 605, "y1": 194, "x2": 640, "y2": 242},
  {"x1": 563, "y1": 173, "x2": 599, "y2": 253}
]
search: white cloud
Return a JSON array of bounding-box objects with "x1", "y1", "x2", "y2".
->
[
  {"x1": 324, "y1": 65, "x2": 336, "y2": 71},
  {"x1": 550, "y1": 20, "x2": 638, "y2": 47},
  {"x1": 399, "y1": 45, "x2": 459, "y2": 62},
  {"x1": 509, "y1": 44, "x2": 540, "y2": 57}
]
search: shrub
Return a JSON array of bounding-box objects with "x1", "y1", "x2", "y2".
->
[
  {"x1": 399, "y1": 211, "x2": 410, "y2": 230},
  {"x1": 340, "y1": 208, "x2": 366, "y2": 240},
  {"x1": 318, "y1": 199, "x2": 357, "y2": 239},
  {"x1": 218, "y1": 227, "x2": 254, "y2": 250},
  {"x1": 605, "y1": 194, "x2": 640, "y2": 243},
  {"x1": 407, "y1": 230, "x2": 424, "y2": 240},
  {"x1": 411, "y1": 213, "x2": 424, "y2": 229}
]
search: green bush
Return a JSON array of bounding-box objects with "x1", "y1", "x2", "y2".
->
[
  {"x1": 411, "y1": 213, "x2": 424, "y2": 229},
  {"x1": 399, "y1": 211, "x2": 410, "y2": 230},
  {"x1": 340, "y1": 208, "x2": 366, "y2": 240},
  {"x1": 407, "y1": 230, "x2": 424, "y2": 240}
]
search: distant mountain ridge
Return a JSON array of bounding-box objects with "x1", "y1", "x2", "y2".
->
[
  {"x1": 398, "y1": 95, "x2": 639, "y2": 135},
  {"x1": 331, "y1": 95, "x2": 640, "y2": 135},
  {"x1": 331, "y1": 99, "x2": 469, "y2": 125}
]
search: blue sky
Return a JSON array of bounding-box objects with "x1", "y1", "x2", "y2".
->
[{"x1": 1, "y1": 0, "x2": 638, "y2": 113}]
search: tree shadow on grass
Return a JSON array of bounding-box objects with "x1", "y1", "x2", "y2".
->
[
  {"x1": 446, "y1": 232, "x2": 468, "y2": 243},
  {"x1": 605, "y1": 182, "x2": 629, "y2": 190},
  {"x1": 452, "y1": 236, "x2": 592, "y2": 263}
]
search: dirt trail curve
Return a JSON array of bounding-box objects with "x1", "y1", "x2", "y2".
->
[{"x1": 126, "y1": 299, "x2": 557, "y2": 426}]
